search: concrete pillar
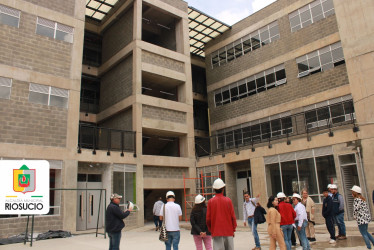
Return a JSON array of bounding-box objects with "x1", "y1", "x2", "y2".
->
[
  {"x1": 136, "y1": 163, "x2": 144, "y2": 226},
  {"x1": 251, "y1": 157, "x2": 268, "y2": 207},
  {"x1": 224, "y1": 163, "x2": 238, "y2": 217},
  {"x1": 62, "y1": 160, "x2": 78, "y2": 233}
]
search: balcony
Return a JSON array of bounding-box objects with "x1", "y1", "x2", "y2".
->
[
  {"x1": 195, "y1": 100, "x2": 357, "y2": 157},
  {"x1": 78, "y1": 123, "x2": 136, "y2": 156}
]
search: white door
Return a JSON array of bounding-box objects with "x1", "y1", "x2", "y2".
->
[{"x1": 236, "y1": 178, "x2": 247, "y2": 221}]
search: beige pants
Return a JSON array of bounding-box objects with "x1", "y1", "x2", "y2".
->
[
  {"x1": 268, "y1": 229, "x2": 286, "y2": 250},
  {"x1": 305, "y1": 221, "x2": 316, "y2": 238}
]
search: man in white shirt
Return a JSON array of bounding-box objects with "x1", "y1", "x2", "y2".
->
[
  {"x1": 292, "y1": 193, "x2": 310, "y2": 250},
  {"x1": 153, "y1": 197, "x2": 164, "y2": 231},
  {"x1": 159, "y1": 191, "x2": 182, "y2": 250},
  {"x1": 243, "y1": 192, "x2": 261, "y2": 250}
]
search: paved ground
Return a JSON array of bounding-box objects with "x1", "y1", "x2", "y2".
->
[{"x1": 1, "y1": 221, "x2": 373, "y2": 249}]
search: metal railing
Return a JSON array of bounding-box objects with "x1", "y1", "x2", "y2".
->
[
  {"x1": 195, "y1": 100, "x2": 357, "y2": 157},
  {"x1": 78, "y1": 123, "x2": 136, "y2": 156}
]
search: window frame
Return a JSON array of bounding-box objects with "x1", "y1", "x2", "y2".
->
[
  {"x1": 36, "y1": 17, "x2": 74, "y2": 43},
  {"x1": 0, "y1": 77, "x2": 12, "y2": 100},
  {"x1": 29, "y1": 83, "x2": 69, "y2": 109},
  {"x1": 0, "y1": 4, "x2": 20, "y2": 28}
]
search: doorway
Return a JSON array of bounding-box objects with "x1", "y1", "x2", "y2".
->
[
  {"x1": 76, "y1": 174, "x2": 105, "y2": 230},
  {"x1": 236, "y1": 170, "x2": 252, "y2": 221}
]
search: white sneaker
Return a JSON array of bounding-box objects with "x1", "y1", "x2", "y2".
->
[{"x1": 329, "y1": 239, "x2": 336, "y2": 244}]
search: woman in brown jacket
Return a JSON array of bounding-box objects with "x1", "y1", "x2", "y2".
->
[{"x1": 267, "y1": 196, "x2": 286, "y2": 250}]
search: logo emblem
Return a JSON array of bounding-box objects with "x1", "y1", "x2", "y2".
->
[{"x1": 13, "y1": 165, "x2": 35, "y2": 194}]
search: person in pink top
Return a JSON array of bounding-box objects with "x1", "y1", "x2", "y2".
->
[{"x1": 206, "y1": 178, "x2": 237, "y2": 250}]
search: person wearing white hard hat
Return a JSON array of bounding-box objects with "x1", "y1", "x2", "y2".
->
[
  {"x1": 277, "y1": 192, "x2": 296, "y2": 250},
  {"x1": 206, "y1": 178, "x2": 237, "y2": 250},
  {"x1": 159, "y1": 191, "x2": 182, "y2": 250},
  {"x1": 327, "y1": 184, "x2": 333, "y2": 197},
  {"x1": 351, "y1": 185, "x2": 374, "y2": 249},
  {"x1": 106, "y1": 193, "x2": 131, "y2": 250},
  {"x1": 330, "y1": 184, "x2": 347, "y2": 240},
  {"x1": 190, "y1": 194, "x2": 212, "y2": 250},
  {"x1": 322, "y1": 188, "x2": 336, "y2": 244},
  {"x1": 292, "y1": 193, "x2": 310, "y2": 250}
]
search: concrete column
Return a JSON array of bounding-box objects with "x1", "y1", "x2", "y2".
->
[
  {"x1": 224, "y1": 163, "x2": 238, "y2": 217},
  {"x1": 133, "y1": 0, "x2": 142, "y2": 41},
  {"x1": 136, "y1": 163, "x2": 144, "y2": 226},
  {"x1": 251, "y1": 157, "x2": 268, "y2": 207},
  {"x1": 62, "y1": 160, "x2": 78, "y2": 233}
]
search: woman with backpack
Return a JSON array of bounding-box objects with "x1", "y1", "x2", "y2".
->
[
  {"x1": 351, "y1": 185, "x2": 374, "y2": 249},
  {"x1": 190, "y1": 194, "x2": 212, "y2": 250}
]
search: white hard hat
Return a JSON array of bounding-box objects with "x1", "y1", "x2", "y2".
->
[
  {"x1": 327, "y1": 184, "x2": 332, "y2": 189},
  {"x1": 194, "y1": 194, "x2": 205, "y2": 204},
  {"x1": 330, "y1": 184, "x2": 337, "y2": 189},
  {"x1": 166, "y1": 191, "x2": 175, "y2": 198},
  {"x1": 213, "y1": 178, "x2": 226, "y2": 189},
  {"x1": 277, "y1": 192, "x2": 286, "y2": 198},
  {"x1": 292, "y1": 193, "x2": 301, "y2": 199},
  {"x1": 351, "y1": 185, "x2": 362, "y2": 194},
  {"x1": 110, "y1": 193, "x2": 122, "y2": 200}
]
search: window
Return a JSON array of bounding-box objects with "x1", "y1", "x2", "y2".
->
[
  {"x1": 304, "y1": 96, "x2": 355, "y2": 129},
  {"x1": 213, "y1": 64, "x2": 287, "y2": 107},
  {"x1": 29, "y1": 83, "x2": 69, "y2": 108},
  {"x1": 265, "y1": 148, "x2": 337, "y2": 203},
  {"x1": 36, "y1": 17, "x2": 74, "y2": 43},
  {"x1": 210, "y1": 21, "x2": 279, "y2": 68},
  {"x1": 296, "y1": 42, "x2": 344, "y2": 78},
  {"x1": 0, "y1": 77, "x2": 12, "y2": 99},
  {"x1": 0, "y1": 4, "x2": 20, "y2": 28},
  {"x1": 289, "y1": 0, "x2": 335, "y2": 32}
]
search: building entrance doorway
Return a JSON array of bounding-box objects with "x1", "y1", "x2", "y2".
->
[
  {"x1": 76, "y1": 174, "x2": 104, "y2": 231},
  {"x1": 236, "y1": 170, "x2": 252, "y2": 221}
]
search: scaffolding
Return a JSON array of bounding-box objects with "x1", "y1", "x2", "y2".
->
[{"x1": 183, "y1": 170, "x2": 221, "y2": 222}]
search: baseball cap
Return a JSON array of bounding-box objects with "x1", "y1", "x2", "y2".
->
[{"x1": 110, "y1": 193, "x2": 122, "y2": 200}]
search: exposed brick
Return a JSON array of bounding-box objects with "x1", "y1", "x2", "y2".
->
[
  {"x1": 22, "y1": 0, "x2": 75, "y2": 16},
  {"x1": 142, "y1": 51, "x2": 184, "y2": 73},
  {"x1": 142, "y1": 105, "x2": 186, "y2": 124}
]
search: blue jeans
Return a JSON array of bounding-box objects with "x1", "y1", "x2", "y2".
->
[
  {"x1": 358, "y1": 224, "x2": 374, "y2": 249},
  {"x1": 295, "y1": 220, "x2": 310, "y2": 250},
  {"x1": 165, "y1": 231, "x2": 180, "y2": 250},
  {"x1": 154, "y1": 215, "x2": 162, "y2": 228},
  {"x1": 334, "y1": 212, "x2": 346, "y2": 236},
  {"x1": 248, "y1": 217, "x2": 260, "y2": 248},
  {"x1": 108, "y1": 231, "x2": 121, "y2": 250},
  {"x1": 281, "y1": 224, "x2": 293, "y2": 250}
]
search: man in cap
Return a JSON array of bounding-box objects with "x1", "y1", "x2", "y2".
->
[
  {"x1": 292, "y1": 193, "x2": 310, "y2": 250},
  {"x1": 322, "y1": 188, "x2": 336, "y2": 244},
  {"x1": 106, "y1": 193, "x2": 132, "y2": 250},
  {"x1": 330, "y1": 184, "x2": 347, "y2": 240},
  {"x1": 243, "y1": 192, "x2": 261, "y2": 250},
  {"x1": 159, "y1": 191, "x2": 182, "y2": 250},
  {"x1": 277, "y1": 192, "x2": 296, "y2": 250},
  {"x1": 206, "y1": 178, "x2": 237, "y2": 250}
]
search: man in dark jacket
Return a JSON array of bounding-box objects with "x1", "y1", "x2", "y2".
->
[
  {"x1": 106, "y1": 193, "x2": 131, "y2": 250},
  {"x1": 330, "y1": 184, "x2": 346, "y2": 240},
  {"x1": 322, "y1": 189, "x2": 336, "y2": 244}
]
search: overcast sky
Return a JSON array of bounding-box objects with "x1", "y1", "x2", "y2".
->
[{"x1": 186, "y1": 0, "x2": 277, "y2": 25}]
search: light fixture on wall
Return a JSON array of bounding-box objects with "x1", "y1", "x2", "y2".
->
[
  {"x1": 222, "y1": 153, "x2": 225, "y2": 158},
  {"x1": 353, "y1": 124, "x2": 359, "y2": 132},
  {"x1": 107, "y1": 151, "x2": 110, "y2": 156},
  {"x1": 328, "y1": 130, "x2": 334, "y2": 137},
  {"x1": 121, "y1": 152, "x2": 124, "y2": 157},
  {"x1": 236, "y1": 151, "x2": 240, "y2": 155},
  {"x1": 77, "y1": 147, "x2": 81, "y2": 154},
  {"x1": 92, "y1": 149, "x2": 96, "y2": 155},
  {"x1": 307, "y1": 135, "x2": 311, "y2": 141},
  {"x1": 287, "y1": 139, "x2": 291, "y2": 145},
  {"x1": 133, "y1": 153, "x2": 137, "y2": 158}
]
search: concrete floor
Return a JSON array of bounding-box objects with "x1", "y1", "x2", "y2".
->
[{"x1": 2, "y1": 221, "x2": 373, "y2": 249}]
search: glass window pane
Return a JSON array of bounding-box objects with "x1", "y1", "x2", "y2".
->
[
  {"x1": 0, "y1": 13, "x2": 19, "y2": 27},
  {"x1": 238, "y1": 82, "x2": 247, "y2": 95},
  {"x1": 225, "y1": 131, "x2": 234, "y2": 148},
  {"x1": 316, "y1": 155, "x2": 336, "y2": 194},
  {"x1": 343, "y1": 101, "x2": 354, "y2": 114},
  {"x1": 242, "y1": 127, "x2": 251, "y2": 144},
  {"x1": 322, "y1": 0, "x2": 334, "y2": 13},
  {"x1": 311, "y1": 4, "x2": 323, "y2": 19},
  {"x1": 125, "y1": 172, "x2": 136, "y2": 202},
  {"x1": 276, "y1": 69, "x2": 286, "y2": 81},
  {"x1": 29, "y1": 91, "x2": 49, "y2": 105},
  {"x1": 56, "y1": 30, "x2": 73, "y2": 43},
  {"x1": 298, "y1": 60, "x2": 309, "y2": 73},
  {"x1": 330, "y1": 103, "x2": 345, "y2": 123},
  {"x1": 215, "y1": 92, "x2": 222, "y2": 106},
  {"x1": 234, "y1": 42, "x2": 243, "y2": 58},
  {"x1": 332, "y1": 47, "x2": 344, "y2": 62},
  {"x1": 308, "y1": 56, "x2": 321, "y2": 71},
  {"x1": 50, "y1": 95, "x2": 68, "y2": 108},
  {"x1": 305, "y1": 110, "x2": 317, "y2": 124},
  {"x1": 261, "y1": 122, "x2": 271, "y2": 139},
  {"x1": 266, "y1": 72, "x2": 276, "y2": 86},
  {"x1": 251, "y1": 124, "x2": 261, "y2": 141},
  {"x1": 247, "y1": 77, "x2": 256, "y2": 93},
  {"x1": 219, "y1": 49, "x2": 226, "y2": 64},
  {"x1": 282, "y1": 117, "x2": 293, "y2": 134},
  {"x1": 36, "y1": 25, "x2": 55, "y2": 39},
  {"x1": 230, "y1": 85, "x2": 238, "y2": 102},
  {"x1": 289, "y1": 14, "x2": 301, "y2": 29},
  {"x1": 234, "y1": 129, "x2": 243, "y2": 146},
  {"x1": 281, "y1": 161, "x2": 299, "y2": 196},
  {"x1": 251, "y1": 33, "x2": 261, "y2": 50},
  {"x1": 269, "y1": 25, "x2": 279, "y2": 38},
  {"x1": 339, "y1": 154, "x2": 356, "y2": 165},
  {"x1": 0, "y1": 86, "x2": 11, "y2": 99},
  {"x1": 242, "y1": 37, "x2": 251, "y2": 54},
  {"x1": 320, "y1": 51, "x2": 333, "y2": 65},
  {"x1": 317, "y1": 107, "x2": 330, "y2": 121},
  {"x1": 300, "y1": 9, "x2": 311, "y2": 23},
  {"x1": 222, "y1": 89, "x2": 230, "y2": 104},
  {"x1": 212, "y1": 53, "x2": 219, "y2": 66},
  {"x1": 260, "y1": 28, "x2": 270, "y2": 43},
  {"x1": 113, "y1": 172, "x2": 124, "y2": 198},
  {"x1": 271, "y1": 119, "x2": 282, "y2": 137},
  {"x1": 266, "y1": 163, "x2": 282, "y2": 196},
  {"x1": 297, "y1": 158, "x2": 318, "y2": 195},
  {"x1": 226, "y1": 46, "x2": 235, "y2": 62}
]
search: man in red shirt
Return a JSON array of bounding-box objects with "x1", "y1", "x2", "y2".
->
[
  {"x1": 206, "y1": 178, "x2": 237, "y2": 250},
  {"x1": 277, "y1": 192, "x2": 296, "y2": 250}
]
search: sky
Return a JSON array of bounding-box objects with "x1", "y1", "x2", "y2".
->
[{"x1": 186, "y1": 0, "x2": 277, "y2": 26}]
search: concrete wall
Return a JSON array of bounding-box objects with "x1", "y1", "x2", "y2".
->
[
  {"x1": 100, "y1": 56, "x2": 133, "y2": 110},
  {"x1": 143, "y1": 105, "x2": 186, "y2": 124},
  {"x1": 0, "y1": 12, "x2": 73, "y2": 78},
  {"x1": 143, "y1": 166, "x2": 188, "y2": 179},
  {"x1": 102, "y1": 7, "x2": 133, "y2": 63},
  {"x1": 142, "y1": 51, "x2": 184, "y2": 73},
  {"x1": 158, "y1": 0, "x2": 187, "y2": 12},
  {"x1": 22, "y1": 0, "x2": 75, "y2": 16},
  {"x1": 0, "y1": 80, "x2": 68, "y2": 147},
  {"x1": 99, "y1": 108, "x2": 133, "y2": 131}
]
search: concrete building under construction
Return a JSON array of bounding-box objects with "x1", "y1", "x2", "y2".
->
[{"x1": 0, "y1": 0, "x2": 373, "y2": 237}]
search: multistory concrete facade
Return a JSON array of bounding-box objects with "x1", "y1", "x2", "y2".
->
[{"x1": 199, "y1": 0, "x2": 374, "y2": 224}]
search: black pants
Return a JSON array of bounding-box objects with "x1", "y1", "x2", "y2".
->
[
  {"x1": 291, "y1": 226, "x2": 296, "y2": 245},
  {"x1": 325, "y1": 216, "x2": 336, "y2": 240}
]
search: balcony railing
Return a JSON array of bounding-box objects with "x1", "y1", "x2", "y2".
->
[
  {"x1": 195, "y1": 100, "x2": 357, "y2": 157},
  {"x1": 78, "y1": 123, "x2": 136, "y2": 156}
]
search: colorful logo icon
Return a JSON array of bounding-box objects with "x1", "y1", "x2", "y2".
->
[{"x1": 13, "y1": 165, "x2": 35, "y2": 194}]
